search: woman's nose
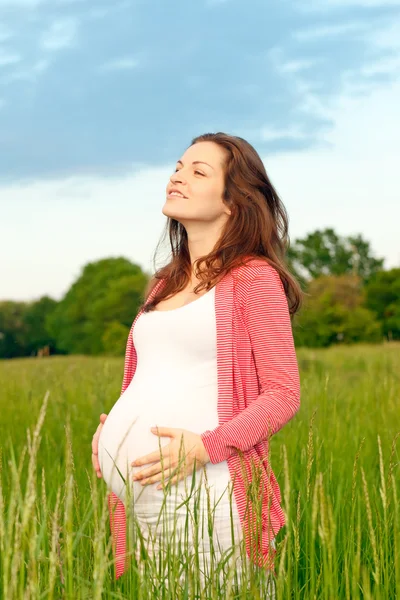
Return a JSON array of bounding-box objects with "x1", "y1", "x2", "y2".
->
[{"x1": 170, "y1": 171, "x2": 186, "y2": 184}]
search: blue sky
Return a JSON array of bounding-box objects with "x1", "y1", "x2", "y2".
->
[{"x1": 1, "y1": 0, "x2": 399, "y2": 301}]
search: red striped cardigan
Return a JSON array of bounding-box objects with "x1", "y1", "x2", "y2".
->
[{"x1": 107, "y1": 258, "x2": 301, "y2": 578}]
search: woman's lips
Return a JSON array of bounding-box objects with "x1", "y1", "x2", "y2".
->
[{"x1": 167, "y1": 191, "x2": 188, "y2": 199}]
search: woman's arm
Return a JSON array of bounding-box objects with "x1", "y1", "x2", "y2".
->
[{"x1": 200, "y1": 266, "x2": 300, "y2": 464}]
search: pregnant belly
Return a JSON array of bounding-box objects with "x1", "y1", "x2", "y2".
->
[
  {"x1": 98, "y1": 393, "x2": 168, "y2": 503},
  {"x1": 97, "y1": 384, "x2": 232, "y2": 507}
]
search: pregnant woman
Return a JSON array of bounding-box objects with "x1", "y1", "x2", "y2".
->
[{"x1": 91, "y1": 132, "x2": 302, "y2": 594}]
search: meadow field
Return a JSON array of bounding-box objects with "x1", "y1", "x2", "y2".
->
[{"x1": 0, "y1": 342, "x2": 398, "y2": 599}]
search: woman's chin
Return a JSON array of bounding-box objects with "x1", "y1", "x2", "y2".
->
[
  {"x1": 162, "y1": 200, "x2": 188, "y2": 215},
  {"x1": 162, "y1": 205, "x2": 178, "y2": 217}
]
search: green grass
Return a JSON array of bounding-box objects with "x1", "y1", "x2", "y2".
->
[{"x1": 0, "y1": 342, "x2": 399, "y2": 599}]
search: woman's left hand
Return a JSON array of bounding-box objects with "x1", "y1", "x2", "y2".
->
[{"x1": 131, "y1": 426, "x2": 210, "y2": 489}]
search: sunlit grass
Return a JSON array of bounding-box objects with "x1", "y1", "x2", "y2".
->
[{"x1": 0, "y1": 342, "x2": 399, "y2": 598}]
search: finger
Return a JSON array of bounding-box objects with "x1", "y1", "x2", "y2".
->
[
  {"x1": 94, "y1": 459, "x2": 102, "y2": 478},
  {"x1": 134, "y1": 460, "x2": 174, "y2": 481},
  {"x1": 92, "y1": 452, "x2": 100, "y2": 472},
  {"x1": 94, "y1": 421, "x2": 102, "y2": 437},
  {"x1": 150, "y1": 426, "x2": 175, "y2": 437},
  {"x1": 132, "y1": 448, "x2": 167, "y2": 467},
  {"x1": 92, "y1": 423, "x2": 103, "y2": 454},
  {"x1": 142, "y1": 463, "x2": 186, "y2": 486},
  {"x1": 92, "y1": 425, "x2": 102, "y2": 454}
]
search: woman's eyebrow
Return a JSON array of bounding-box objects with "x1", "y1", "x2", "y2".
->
[{"x1": 176, "y1": 159, "x2": 215, "y2": 170}]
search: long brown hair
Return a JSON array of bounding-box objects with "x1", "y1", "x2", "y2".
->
[{"x1": 140, "y1": 132, "x2": 303, "y2": 315}]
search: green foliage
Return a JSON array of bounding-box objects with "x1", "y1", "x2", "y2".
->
[
  {"x1": 364, "y1": 268, "x2": 400, "y2": 340},
  {"x1": 45, "y1": 257, "x2": 148, "y2": 356},
  {"x1": 293, "y1": 274, "x2": 383, "y2": 347},
  {"x1": 24, "y1": 295, "x2": 59, "y2": 354},
  {"x1": 0, "y1": 228, "x2": 397, "y2": 358},
  {"x1": 288, "y1": 227, "x2": 384, "y2": 283},
  {"x1": 0, "y1": 300, "x2": 28, "y2": 358},
  {"x1": 0, "y1": 296, "x2": 58, "y2": 358},
  {"x1": 102, "y1": 321, "x2": 131, "y2": 356}
]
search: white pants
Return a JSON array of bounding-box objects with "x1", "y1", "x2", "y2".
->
[{"x1": 129, "y1": 477, "x2": 276, "y2": 597}]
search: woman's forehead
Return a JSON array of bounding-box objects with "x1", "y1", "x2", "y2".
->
[{"x1": 179, "y1": 141, "x2": 226, "y2": 167}]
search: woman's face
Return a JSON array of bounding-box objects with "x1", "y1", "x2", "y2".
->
[{"x1": 163, "y1": 141, "x2": 231, "y2": 224}]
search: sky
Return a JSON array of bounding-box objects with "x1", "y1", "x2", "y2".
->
[{"x1": 0, "y1": 0, "x2": 399, "y2": 302}]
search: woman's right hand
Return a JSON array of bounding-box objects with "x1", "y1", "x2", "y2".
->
[{"x1": 92, "y1": 413, "x2": 108, "y2": 478}]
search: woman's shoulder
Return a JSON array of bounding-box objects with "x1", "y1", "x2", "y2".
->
[
  {"x1": 143, "y1": 275, "x2": 165, "y2": 301},
  {"x1": 232, "y1": 257, "x2": 286, "y2": 310},
  {"x1": 232, "y1": 257, "x2": 281, "y2": 283}
]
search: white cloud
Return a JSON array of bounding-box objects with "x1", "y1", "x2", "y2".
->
[
  {"x1": 360, "y1": 56, "x2": 400, "y2": 76},
  {"x1": 267, "y1": 46, "x2": 335, "y2": 121},
  {"x1": 279, "y1": 58, "x2": 321, "y2": 73},
  {"x1": 0, "y1": 2, "x2": 399, "y2": 301},
  {"x1": 98, "y1": 56, "x2": 140, "y2": 72},
  {"x1": 0, "y1": 51, "x2": 21, "y2": 66},
  {"x1": 1, "y1": 79, "x2": 399, "y2": 301},
  {"x1": 2, "y1": 58, "x2": 50, "y2": 83},
  {"x1": 206, "y1": 0, "x2": 231, "y2": 5},
  {"x1": 0, "y1": 0, "x2": 86, "y2": 5},
  {"x1": 294, "y1": 21, "x2": 370, "y2": 41},
  {"x1": 295, "y1": 0, "x2": 400, "y2": 11},
  {"x1": 86, "y1": 7, "x2": 110, "y2": 19},
  {"x1": 260, "y1": 125, "x2": 309, "y2": 142},
  {"x1": 0, "y1": 25, "x2": 13, "y2": 42},
  {"x1": 264, "y1": 80, "x2": 400, "y2": 270},
  {"x1": 339, "y1": 16, "x2": 400, "y2": 81},
  {"x1": 323, "y1": 0, "x2": 400, "y2": 6},
  {"x1": 0, "y1": 0, "x2": 42, "y2": 6},
  {"x1": 0, "y1": 166, "x2": 171, "y2": 301},
  {"x1": 40, "y1": 18, "x2": 78, "y2": 51},
  {"x1": 372, "y1": 20, "x2": 400, "y2": 50},
  {"x1": 265, "y1": 13, "x2": 400, "y2": 270},
  {"x1": 84, "y1": 1, "x2": 134, "y2": 21}
]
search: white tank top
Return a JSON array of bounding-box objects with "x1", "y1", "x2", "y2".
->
[{"x1": 98, "y1": 285, "x2": 236, "y2": 517}]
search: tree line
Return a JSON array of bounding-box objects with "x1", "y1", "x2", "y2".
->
[{"x1": 1, "y1": 228, "x2": 398, "y2": 359}]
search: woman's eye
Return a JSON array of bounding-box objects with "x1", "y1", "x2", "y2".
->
[{"x1": 173, "y1": 168, "x2": 204, "y2": 175}]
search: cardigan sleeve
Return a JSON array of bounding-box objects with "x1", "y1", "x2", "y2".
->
[
  {"x1": 200, "y1": 267, "x2": 301, "y2": 464},
  {"x1": 108, "y1": 491, "x2": 129, "y2": 579}
]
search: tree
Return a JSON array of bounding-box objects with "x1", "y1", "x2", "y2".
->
[
  {"x1": 23, "y1": 296, "x2": 58, "y2": 356},
  {"x1": 293, "y1": 273, "x2": 382, "y2": 347},
  {"x1": 287, "y1": 228, "x2": 384, "y2": 284},
  {"x1": 0, "y1": 301, "x2": 29, "y2": 358},
  {"x1": 46, "y1": 257, "x2": 149, "y2": 356},
  {"x1": 102, "y1": 321, "x2": 130, "y2": 356},
  {"x1": 364, "y1": 268, "x2": 400, "y2": 340}
]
